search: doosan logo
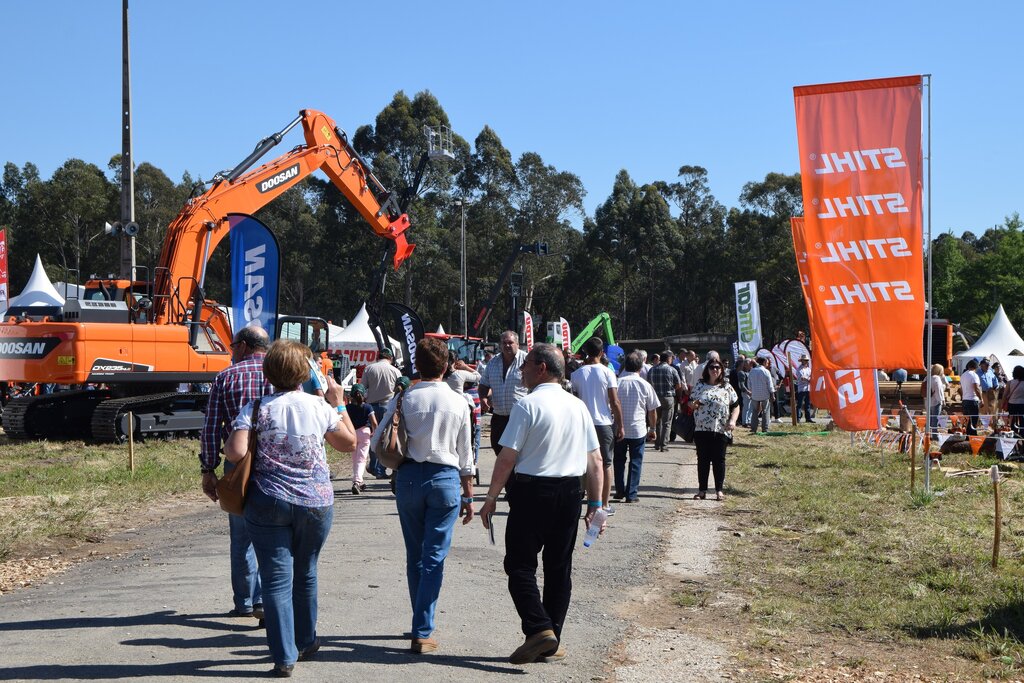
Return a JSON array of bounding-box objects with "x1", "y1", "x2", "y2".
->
[
  {"x1": 258, "y1": 164, "x2": 300, "y2": 193},
  {"x1": 0, "y1": 338, "x2": 60, "y2": 359},
  {"x1": 0, "y1": 341, "x2": 46, "y2": 355}
]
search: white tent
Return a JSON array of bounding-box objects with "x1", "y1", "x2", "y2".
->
[
  {"x1": 6, "y1": 255, "x2": 65, "y2": 309},
  {"x1": 954, "y1": 305, "x2": 1024, "y2": 374},
  {"x1": 328, "y1": 304, "x2": 403, "y2": 378}
]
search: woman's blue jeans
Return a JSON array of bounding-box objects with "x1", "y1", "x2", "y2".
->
[
  {"x1": 245, "y1": 486, "x2": 334, "y2": 667},
  {"x1": 394, "y1": 461, "x2": 460, "y2": 638}
]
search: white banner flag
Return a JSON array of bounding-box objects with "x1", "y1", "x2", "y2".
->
[
  {"x1": 560, "y1": 317, "x2": 571, "y2": 350},
  {"x1": 734, "y1": 281, "x2": 762, "y2": 353},
  {"x1": 999, "y1": 437, "x2": 1017, "y2": 459},
  {"x1": 523, "y1": 311, "x2": 534, "y2": 352}
]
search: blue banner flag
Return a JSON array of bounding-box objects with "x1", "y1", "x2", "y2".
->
[{"x1": 229, "y1": 213, "x2": 280, "y2": 339}]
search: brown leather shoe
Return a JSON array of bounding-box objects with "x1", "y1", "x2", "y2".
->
[
  {"x1": 410, "y1": 637, "x2": 438, "y2": 654},
  {"x1": 537, "y1": 646, "x2": 567, "y2": 663},
  {"x1": 509, "y1": 629, "x2": 558, "y2": 664}
]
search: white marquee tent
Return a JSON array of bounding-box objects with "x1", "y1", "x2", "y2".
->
[
  {"x1": 954, "y1": 305, "x2": 1024, "y2": 374},
  {"x1": 3, "y1": 255, "x2": 65, "y2": 313},
  {"x1": 328, "y1": 304, "x2": 403, "y2": 378}
]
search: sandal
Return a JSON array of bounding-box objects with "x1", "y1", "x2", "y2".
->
[
  {"x1": 693, "y1": 492, "x2": 706, "y2": 500},
  {"x1": 715, "y1": 491, "x2": 725, "y2": 501}
]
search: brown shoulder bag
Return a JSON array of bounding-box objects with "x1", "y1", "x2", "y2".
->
[
  {"x1": 216, "y1": 397, "x2": 262, "y2": 515},
  {"x1": 377, "y1": 392, "x2": 407, "y2": 470}
]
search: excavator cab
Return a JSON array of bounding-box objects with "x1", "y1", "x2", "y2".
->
[{"x1": 276, "y1": 316, "x2": 333, "y2": 379}]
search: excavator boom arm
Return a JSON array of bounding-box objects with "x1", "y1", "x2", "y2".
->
[
  {"x1": 154, "y1": 109, "x2": 414, "y2": 325},
  {"x1": 570, "y1": 312, "x2": 615, "y2": 354}
]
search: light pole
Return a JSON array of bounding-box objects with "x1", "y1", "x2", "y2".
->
[{"x1": 455, "y1": 200, "x2": 468, "y2": 336}]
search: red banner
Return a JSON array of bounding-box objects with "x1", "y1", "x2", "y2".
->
[
  {"x1": 792, "y1": 217, "x2": 881, "y2": 431},
  {"x1": 0, "y1": 228, "x2": 8, "y2": 314},
  {"x1": 794, "y1": 76, "x2": 924, "y2": 372},
  {"x1": 523, "y1": 311, "x2": 534, "y2": 351}
]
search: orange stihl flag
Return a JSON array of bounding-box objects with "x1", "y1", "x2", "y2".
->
[
  {"x1": 792, "y1": 217, "x2": 881, "y2": 431},
  {"x1": 969, "y1": 435, "x2": 985, "y2": 455},
  {"x1": 794, "y1": 76, "x2": 925, "y2": 371}
]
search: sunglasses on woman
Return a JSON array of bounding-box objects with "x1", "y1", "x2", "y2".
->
[{"x1": 708, "y1": 364, "x2": 723, "y2": 369}]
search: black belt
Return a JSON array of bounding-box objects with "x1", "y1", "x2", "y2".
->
[{"x1": 512, "y1": 472, "x2": 578, "y2": 483}]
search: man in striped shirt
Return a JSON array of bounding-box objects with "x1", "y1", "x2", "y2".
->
[
  {"x1": 199, "y1": 325, "x2": 273, "y2": 620},
  {"x1": 613, "y1": 351, "x2": 660, "y2": 502},
  {"x1": 747, "y1": 356, "x2": 775, "y2": 434},
  {"x1": 479, "y1": 330, "x2": 528, "y2": 455}
]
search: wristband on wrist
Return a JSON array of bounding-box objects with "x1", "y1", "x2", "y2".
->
[
  {"x1": 461, "y1": 496, "x2": 474, "y2": 504},
  {"x1": 587, "y1": 500, "x2": 603, "y2": 508},
  {"x1": 485, "y1": 494, "x2": 499, "y2": 502},
  {"x1": 335, "y1": 404, "x2": 347, "y2": 415}
]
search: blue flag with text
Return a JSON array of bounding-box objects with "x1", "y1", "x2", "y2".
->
[{"x1": 229, "y1": 213, "x2": 280, "y2": 339}]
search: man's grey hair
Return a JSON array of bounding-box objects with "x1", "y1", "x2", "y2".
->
[
  {"x1": 500, "y1": 330, "x2": 519, "y2": 343},
  {"x1": 530, "y1": 343, "x2": 565, "y2": 380},
  {"x1": 637, "y1": 349, "x2": 648, "y2": 362},
  {"x1": 706, "y1": 350, "x2": 720, "y2": 362},
  {"x1": 235, "y1": 324, "x2": 270, "y2": 350}
]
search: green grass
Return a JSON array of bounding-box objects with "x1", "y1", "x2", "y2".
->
[
  {"x1": 719, "y1": 428, "x2": 1024, "y2": 676},
  {"x1": 0, "y1": 435, "x2": 204, "y2": 561}
]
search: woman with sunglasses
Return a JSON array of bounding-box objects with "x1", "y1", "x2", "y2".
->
[{"x1": 687, "y1": 358, "x2": 739, "y2": 501}]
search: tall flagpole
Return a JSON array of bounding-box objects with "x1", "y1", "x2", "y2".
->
[{"x1": 924, "y1": 74, "x2": 933, "y2": 493}]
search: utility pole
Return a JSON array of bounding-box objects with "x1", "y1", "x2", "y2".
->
[
  {"x1": 455, "y1": 200, "x2": 467, "y2": 336},
  {"x1": 113, "y1": 0, "x2": 139, "y2": 279}
]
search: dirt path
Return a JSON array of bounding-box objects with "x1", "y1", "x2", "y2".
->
[{"x1": 0, "y1": 425, "x2": 727, "y2": 682}]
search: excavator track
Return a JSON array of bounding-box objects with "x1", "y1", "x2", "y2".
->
[
  {"x1": 1, "y1": 390, "x2": 111, "y2": 440},
  {"x1": 90, "y1": 392, "x2": 210, "y2": 443}
]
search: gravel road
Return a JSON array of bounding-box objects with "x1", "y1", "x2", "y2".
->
[{"x1": 0, "y1": 422, "x2": 728, "y2": 682}]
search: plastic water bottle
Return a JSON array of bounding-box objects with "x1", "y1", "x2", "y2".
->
[{"x1": 582, "y1": 507, "x2": 608, "y2": 548}]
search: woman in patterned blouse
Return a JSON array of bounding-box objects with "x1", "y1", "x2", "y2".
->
[
  {"x1": 225, "y1": 340, "x2": 357, "y2": 677},
  {"x1": 687, "y1": 359, "x2": 740, "y2": 501}
]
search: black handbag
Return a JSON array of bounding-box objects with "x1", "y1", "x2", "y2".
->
[{"x1": 674, "y1": 409, "x2": 695, "y2": 443}]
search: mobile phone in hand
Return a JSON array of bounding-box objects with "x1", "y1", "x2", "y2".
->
[{"x1": 307, "y1": 358, "x2": 329, "y2": 393}]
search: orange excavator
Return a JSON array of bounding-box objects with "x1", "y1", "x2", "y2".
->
[{"x1": 1, "y1": 109, "x2": 417, "y2": 441}]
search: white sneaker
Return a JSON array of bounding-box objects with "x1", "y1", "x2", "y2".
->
[
  {"x1": 772, "y1": 418, "x2": 783, "y2": 423},
  {"x1": 603, "y1": 505, "x2": 616, "y2": 516}
]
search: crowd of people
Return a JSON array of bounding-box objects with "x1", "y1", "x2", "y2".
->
[{"x1": 194, "y1": 326, "x2": 768, "y2": 675}]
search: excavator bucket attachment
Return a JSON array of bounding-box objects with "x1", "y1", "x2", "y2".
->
[
  {"x1": 388, "y1": 215, "x2": 415, "y2": 269},
  {"x1": 393, "y1": 235, "x2": 415, "y2": 269}
]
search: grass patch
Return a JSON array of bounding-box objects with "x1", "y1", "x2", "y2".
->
[
  {"x1": 0, "y1": 435, "x2": 204, "y2": 561},
  {"x1": 717, "y1": 429, "x2": 1024, "y2": 672}
]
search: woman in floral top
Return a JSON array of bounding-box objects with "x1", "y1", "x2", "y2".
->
[
  {"x1": 687, "y1": 358, "x2": 739, "y2": 501},
  {"x1": 225, "y1": 340, "x2": 356, "y2": 677}
]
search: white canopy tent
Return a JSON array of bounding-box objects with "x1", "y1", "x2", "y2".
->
[
  {"x1": 328, "y1": 304, "x2": 404, "y2": 378},
  {"x1": 954, "y1": 305, "x2": 1024, "y2": 375},
  {"x1": 4, "y1": 255, "x2": 65, "y2": 312}
]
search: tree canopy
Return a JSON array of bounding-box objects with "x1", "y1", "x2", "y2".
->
[{"x1": 2, "y1": 92, "x2": 1019, "y2": 346}]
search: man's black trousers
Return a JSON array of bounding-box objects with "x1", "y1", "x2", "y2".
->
[{"x1": 503, "y1": 474, "x2": 582, "y2": 640}]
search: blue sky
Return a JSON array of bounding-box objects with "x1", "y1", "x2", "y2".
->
[{"x1": 2, "y1": 1, "x2": 1021, "y2": 237}]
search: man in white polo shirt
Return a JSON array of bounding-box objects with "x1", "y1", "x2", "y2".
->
[
  {"x1": 570, "y1": 337, "x2": 623, "y2": 513},
  {"x1": 479, "y1": 343, "x2": 604, "y2": 665},
  {"x1": 960, "y1": 358, "x2": 982, "y2": 436}
]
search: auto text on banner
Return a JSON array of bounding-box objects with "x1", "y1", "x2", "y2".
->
[
  {"x1": 734, "y1": 280, "x2": 762, "y2": 354},
  {"x1": 560, "y1": 317, "x2": 571, "y2": 350},
  {"x1": 792, "y1": 217, "x2": 881, "y2": 430},
  {"x1": 229, "y1": 214, "x2": 280, "y2": 338},
  {"x1": 793, "y1": 75, "x2": 925, "y2": 372},
  {"x1": 0, "y1": 228, "x2": 8, "y2": 315},
  {"x1": 523, "y1": 311, "x2": 534, "y2": 351}
]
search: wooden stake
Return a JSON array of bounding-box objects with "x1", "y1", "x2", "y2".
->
[
  {"x1": 992, "y1": 464, "x2": 1001, "y2": 569},
  {"x1": 910, "y1": 423, "x2": 917, "y2": 492},
  {"x1": 127, "y1": 411, "x2": 135, "y2": 476}
]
